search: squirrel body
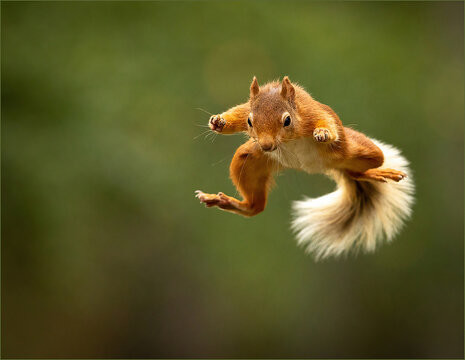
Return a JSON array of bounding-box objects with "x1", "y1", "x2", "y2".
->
[
  {"x1": 271, "y1": 135, "x2": 326, "y2": 173},
  {"x1": 196, "y1": 77, "x2": 414, "y2": 259}
]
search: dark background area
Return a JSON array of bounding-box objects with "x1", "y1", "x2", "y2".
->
[{"x1": 2, "y1": 1, "x2": 463, "y2": 358}]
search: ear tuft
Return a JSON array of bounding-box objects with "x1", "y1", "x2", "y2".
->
[
  {"x1": 281, "y1": 76, "x2": 295, "y2": 101},
  {"x1": 250, "y1": 76, "x2": 260, "y2": 97}
]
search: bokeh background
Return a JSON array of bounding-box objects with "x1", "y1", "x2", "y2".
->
[{"x1": 2, "y1": 1, "x2": 463, "y2": 358}]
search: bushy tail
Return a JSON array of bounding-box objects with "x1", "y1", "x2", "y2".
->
[{"x1": 291, "y1": 140, "x2": 415, "y2": 260}]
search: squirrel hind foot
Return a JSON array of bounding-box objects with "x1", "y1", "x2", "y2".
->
[
  {"x1": 347, "y1": 169, "x2": 406, "y2": 183},
  {"x1": 195, "y1": 190, "x2": 230, "y2": 208}
]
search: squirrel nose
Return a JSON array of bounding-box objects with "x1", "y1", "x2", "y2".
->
[{"x1": 259, "y1": 142, "x2": 276, "y2": 152}]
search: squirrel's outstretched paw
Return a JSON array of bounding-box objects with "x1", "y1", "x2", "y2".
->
[
  {"x1": 195, "y1": 190, "x2": 230, "y2": 208},
  {"x1": 313, "y1": 127, "x2": 333, "y2": 143},
  {"x1": 209, "y1": 115, "x2": 226, "y2": 132}
]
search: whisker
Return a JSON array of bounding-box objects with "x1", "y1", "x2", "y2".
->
[
  {"x1": 193, "y1": 129, "x2": 211, "y2": 140},
  {"x1": 266, "y1": 152, "x2": 272, "y2": 177},
  {"x1": 211, "y1": 133, "x2": 218, "y2": 143},
  {"x1": 211, "y1": 157, "x2": 226, "y2": 166},
  {"x1": 195, "y1": 107, "x2": 213, "y2": 116},
  {"x1": 204, "y1": 131, "x2": 215, "y2": 140},
  {"x1": 273, "y1": 149, "x2": 279, "y2": 179}
]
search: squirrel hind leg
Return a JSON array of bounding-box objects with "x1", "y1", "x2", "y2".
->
[
  {"x1": 347, "y1": 168, "x2": 406, "y2": 183},
  {"x1": 195, "y1": 139, "x2": 279, "y2": 217},
  {"x1": 195, "y1": 190, "x2": 260, "y2": 217}
]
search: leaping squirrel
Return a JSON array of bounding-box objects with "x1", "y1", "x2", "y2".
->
[{"x1": 195, "y1": 76, "x2": 414, "y2": 259}]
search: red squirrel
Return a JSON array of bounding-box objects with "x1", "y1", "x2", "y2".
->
[{"x1": 195, "y1": 76, "x2": 414, "y2": 259}]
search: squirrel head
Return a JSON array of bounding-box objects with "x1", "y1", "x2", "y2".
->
[{"x1": 247, "y1": 76, "x2": 300, "y2": 152}]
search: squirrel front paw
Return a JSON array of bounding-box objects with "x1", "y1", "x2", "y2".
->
[
  {"x1": 313, "y1": 127, "x2": 334, "y2": 143},
  {"x1": 209, "y1": 115, "x2": 226, "y2": 132}
]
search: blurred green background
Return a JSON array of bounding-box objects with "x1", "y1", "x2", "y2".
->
[{"x1": 2, "y1": 1, "x2": 463, "y2": 358}]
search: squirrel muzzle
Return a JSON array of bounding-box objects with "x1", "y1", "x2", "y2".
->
[{"x1": 258, "y1": 137, "x2": 276, "y2": 152}]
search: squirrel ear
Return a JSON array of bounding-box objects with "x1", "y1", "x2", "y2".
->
[
  {"x1": 281, "y1": 76, "x2": 295, "y2": 101},
  {"x1": 250, "y1": 76, "x2": 260, "y2": 97}
]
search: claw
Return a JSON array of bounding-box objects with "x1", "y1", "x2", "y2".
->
[
  {"x1": 209, "y1": 115, "x2": 225, "y2": 132},
  {"x1": 195, "y1": 190, "x2": 207, "y2": 202},
  {"x1": 194, "y1": 190, "x2": 230, "y2": 208},
  {"x1": 313, "y1": 127, "x2": 332, "y2": 143}
]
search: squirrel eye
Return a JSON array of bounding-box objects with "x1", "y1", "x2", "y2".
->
[
  {"x1": 284, "y1": 116, "x2": 291, "y2": 127},
  {"x1": 248, "y1": 118, "x2": 253, "y2": 127}
]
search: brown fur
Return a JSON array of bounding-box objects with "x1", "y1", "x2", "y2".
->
[{"x1": 198, "y1": 76, "x2": 405, "y2": 216}]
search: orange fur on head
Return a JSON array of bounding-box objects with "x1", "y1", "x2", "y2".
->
[{"x1": 247, "y1": 77, "x2": 301, "y2": 150}]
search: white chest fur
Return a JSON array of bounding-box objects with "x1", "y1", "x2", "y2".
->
[{"x1": 269, "y1": 137, "x2": 326, "y2": 174}]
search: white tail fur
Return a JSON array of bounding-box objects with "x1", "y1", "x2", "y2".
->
[{"x1": 291, "y1": 140, "x2": 415, "y2": 260}]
